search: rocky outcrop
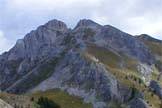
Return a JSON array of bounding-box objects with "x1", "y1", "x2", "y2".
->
[
  {"x1": 31, "y1": 50, "x2": 133, "y2": 107},
  {"x1": 129, "y1": 98, "x2": 149, "y2": 108},
  {"x1": 137, "y1": 63, "x2": 153, "y2": 85},
  {"x1": 0, "y1": 19, "x2": 69, "y2": 91},
  {"x1": 0, "y1": 99, "x2": 13, "y2": 108},
  {"x1": 45, "y1": 19, "x2": 68, "y2": 32},
  {"x1": 0, "y1": 19, "x2": 160, "y2": 108},
  {"x1": 137, "y1": 34, "x2": 162, "y2": 43},
  {"x1": 149, "y1": 80, "x2": 162, "y2": 99},
  {"x1": 137, "y1": 34, "x2": 162, "y2": 72},
  {"x1": 74, "y1": 19, "x2": 154, "y2": 64}
]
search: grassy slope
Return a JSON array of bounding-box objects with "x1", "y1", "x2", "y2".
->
[
  {"x1": 0, "y1": 92, "x2": 36, "y2": 108},
  {"x1": 85, "y1": 44, "x2": 162, "y2": 108},
  {"x1": 144, "y1": 41, "x2": 162, "y2": 57},
  {"x1": 1, "y1": 39, "x2": 161, "y2": 108},
  {"x1": 86, "y1": 44, "x2": 121, "y2": 68},
  {"x1": 142, "y1": 40, "x2": 162, "y2": 85},
  {"x1": 0, "y1": 89, "x2": 92, "y2": 108},
  {"x1": 143, "y1": 40, "x2": 162, "y2": 70},
  {"x1": 31, "y1": 89, "x2": 92, "y2": 108}
]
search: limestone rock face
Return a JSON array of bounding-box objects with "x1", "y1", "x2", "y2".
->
[
  {"x1": 31, "y1": 51, "x2": 133, "y2": 107},
  {"x1": 74, "y1": 19, "x2": 154, "y2": 64},
  {"x1": 45, "y1": 19, "x2": 68, "y2": 32},
  {"x1": 75, "y1": 19, "x2": 102, "y2": 30},
  {"x1": 0, "y1": 99, "x2": 13, "y2": 108},
  {"x1": 0, "y1": 19, "x2": 69, "y2": 91},
  {"x1": 97, "y1": 25, "x2": 154, "y2": 64},
  {"x1": 0, "y1": 19, "x2": 160, "y2": 108}
]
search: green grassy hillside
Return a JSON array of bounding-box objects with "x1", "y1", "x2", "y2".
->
[
  {"x1": 0, "y1": 89, "x2": 92, "y2": 108},
  {"x1": 85, "y1": 44, "x2": 162, "y2": 108},
  {"x1": 30, "y1": 89, "x2": 92, "y2": 108}
]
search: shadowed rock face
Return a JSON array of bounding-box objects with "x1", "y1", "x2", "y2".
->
[
  {"x1": 6, "y1": 19, "x2": 68, "y2": 60},
  {"x1": 150, "y1": 80, "x2": 162, "y2": 99},
  {"x1": 0, "y1": 20, "x2": 69, "y2": 91},
  {"x1": 129, "y1": 98, "x2": 149, "y2": 108},
  {"x1": 137, "y1": 34, "x2": 162, "y2": 43},
  {"x1": 0, "y1": 19, "x2": 160, "y2": 108}
]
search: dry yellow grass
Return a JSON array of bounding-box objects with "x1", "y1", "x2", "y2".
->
[
  {"x1": 30, "y1": 89, "x2": 92, "y2": 108},
  {"x1": 0, "y1": 92, "x2": 35, "y2": 108},
  {"x1": 84, "y1": 44, "x2": 162, "y2": 108}
]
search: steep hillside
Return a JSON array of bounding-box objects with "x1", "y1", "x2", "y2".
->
[
  {"x1": 85, "y1": 43, "x2": 161, "y2": 108},
  {"x1": 0, "y1": 19, "x2": 162, "y2": 108},
  {"x1": 137, "y1": 34, "x2": 162, "y2": 86},
  {"x1": 137, "y1": 34, "x2": 162, "y2": 71},
  {"x1": 0, "y1": 90, "x2": 92, "y2": 108}
]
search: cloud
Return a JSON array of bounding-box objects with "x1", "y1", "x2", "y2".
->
[
  {"x1": 124, "y1": 16, "x2": 162, "y2": 39},
  {"x1": 0, "y1": 30, "x2": 12, "y2": 54}
]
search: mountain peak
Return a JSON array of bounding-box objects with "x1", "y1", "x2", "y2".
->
[
  {"x1": 137, "y1": 34, "x2": 162, "y2": 43},
  {"x1": 1, "y1": 19, "x2": 161, "y2": 108},
  {"x1": 45, "y1": 19, "x2": 68, "y2": 32},
  {"x1": 74, "y1": 19, "x2": 101, "y2": 29}
]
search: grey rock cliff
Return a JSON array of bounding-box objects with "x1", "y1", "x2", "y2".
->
[
  {"x1": 74, "y1": 19, "x2": 154, "y2": 64},
  {"x1": 149, "y1": 80, "x2": 162, "y2": 99},
  {"x1": 0, "y1": 19, "x2": 159, "y2": 108},
  {"x1": 0, "y1": 19, "x2": 69, "y2": 91},
  {"x1": 129, "y1": 98, "x2": 149, "y2": 108}
]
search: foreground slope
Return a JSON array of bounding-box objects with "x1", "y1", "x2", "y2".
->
[{"x1": 0, "y1": 90, "x2": 92, "y2": 108}]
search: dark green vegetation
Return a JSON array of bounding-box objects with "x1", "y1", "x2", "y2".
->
[
  {"x1": 37, "y1": 97, "x2": 60, "y2": 108},
  {"x1": 0, "y1": 89, "x2": 92, "y2": 108},
  {"x1": 155, "y1": 60, "x2": 162, "y2": 71},
  {"x1": 31, "y1": 89, "x2": 92, "y2": 108}
]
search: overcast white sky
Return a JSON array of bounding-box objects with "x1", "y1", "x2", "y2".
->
[{"x1": 0, "y1": 0, "x2": 162, "y2": 53}]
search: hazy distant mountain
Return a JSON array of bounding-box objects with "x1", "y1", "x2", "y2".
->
[{"x1": 0, "y1": 19, "x2": 162, "y2": 108}]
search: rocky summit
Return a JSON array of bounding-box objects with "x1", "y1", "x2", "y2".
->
[{"x1": 0, "y1": 19, "x2": 162, "y2": 108}]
